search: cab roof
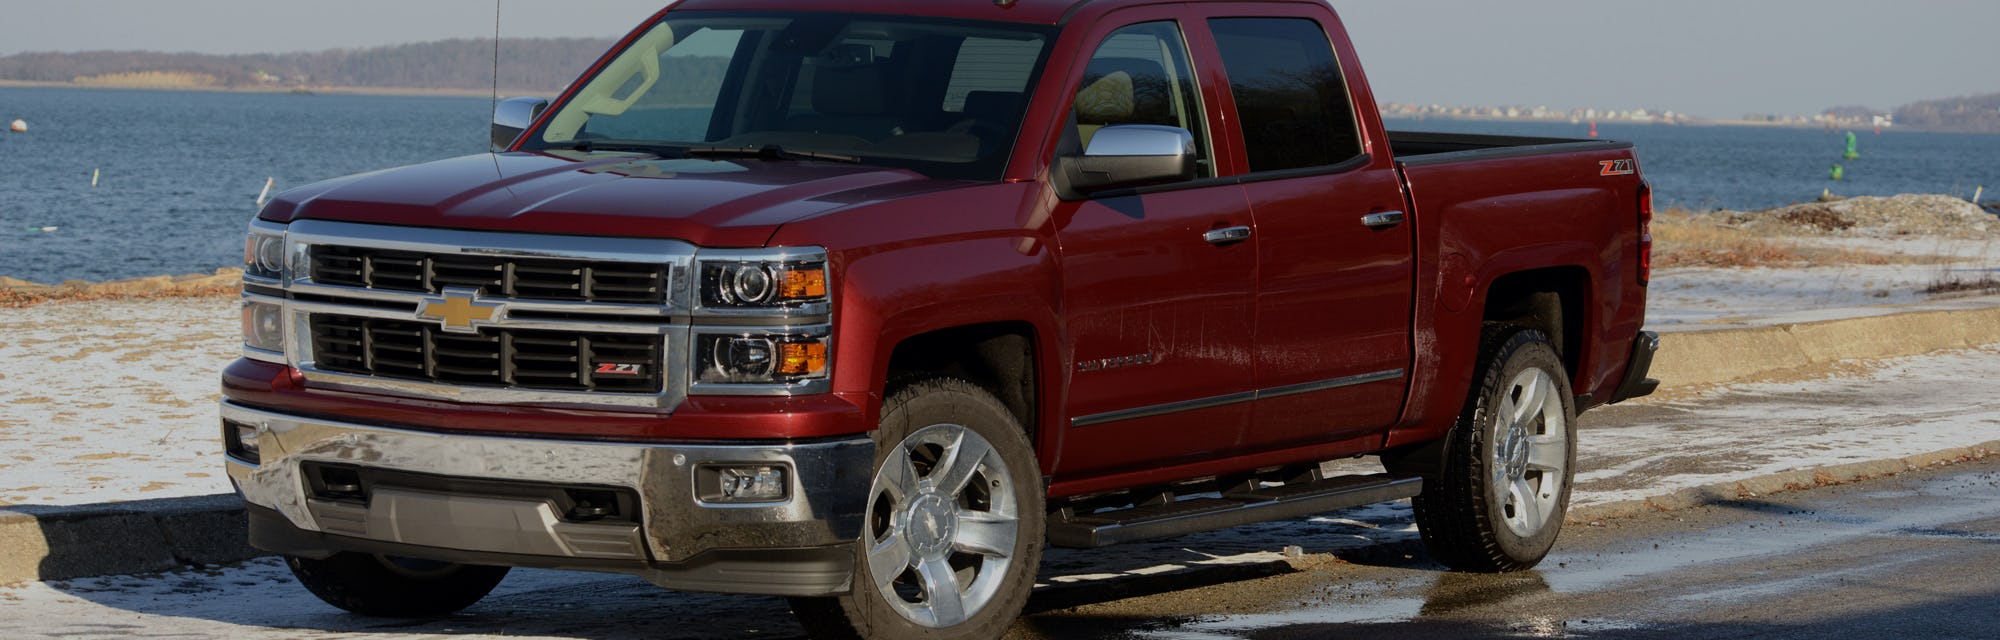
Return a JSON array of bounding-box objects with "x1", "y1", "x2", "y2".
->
[{"x1": 668, "y1": 0, "x2": 1117, "y2": 25}]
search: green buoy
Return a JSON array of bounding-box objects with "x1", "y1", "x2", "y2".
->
[
  {"x1": 1830, "y1": 164, "x2": 1845, "y2": 181},
  {"x1": 1842, "y1": 131, "x2": 1860, "y2": 160}
]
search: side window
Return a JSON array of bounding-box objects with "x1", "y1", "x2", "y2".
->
[
  {"x1": 1207, "y1": 18, "x2": 1364, "y2": 172},
  {"x1": 1074, "y1": 22, "x2": 1212, "y2": 178}
]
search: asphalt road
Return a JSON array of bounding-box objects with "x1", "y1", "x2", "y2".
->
[{"x1": 1015, "y1": 456, "x2": 2000, "y2": 640}]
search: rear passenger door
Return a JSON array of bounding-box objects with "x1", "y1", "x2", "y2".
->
[{"x1": 1194, "y1": 6, "x2": 1415, "y2": 453}]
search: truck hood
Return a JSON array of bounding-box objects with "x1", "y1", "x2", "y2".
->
[{"x1": 259, "y1": 151, "x2": 959, "y2": 247}]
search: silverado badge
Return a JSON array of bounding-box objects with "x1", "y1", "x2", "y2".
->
[{"x1": 416, "y1": 288, "x2": 504, "y2": 334}]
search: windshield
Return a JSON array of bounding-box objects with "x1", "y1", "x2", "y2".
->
[{"x1": 524, "y1": 12, "x2": 1056, "y2": 181}]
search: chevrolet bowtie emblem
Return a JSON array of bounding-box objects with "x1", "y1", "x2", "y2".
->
[{"x1": 417, "y1": 288, "x2": 503, "y2": 334}]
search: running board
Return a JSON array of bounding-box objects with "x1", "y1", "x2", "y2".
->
[{"x1": 1046, "y1": 474, "x2": 1423, "y2": 548}]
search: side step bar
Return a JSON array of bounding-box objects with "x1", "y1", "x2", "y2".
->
[{"x1": 1047, "y1": 474, "x2": 1423, "y2": 548}]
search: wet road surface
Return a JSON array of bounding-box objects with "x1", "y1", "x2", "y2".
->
[
  {"x1": 6, "y1": 458, "x2": 1996, "y2": 639},
  {"x1": 1014, "y1": 456, "x2": 2000, "y2": 639}
]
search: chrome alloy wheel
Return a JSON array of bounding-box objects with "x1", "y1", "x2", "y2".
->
[
  {"x1": 865, "y1": 423, "x2": 1021, "y2": 628},
  {"x1": 1492, "y1": 367, "x2": 1569, "y2": 538}
]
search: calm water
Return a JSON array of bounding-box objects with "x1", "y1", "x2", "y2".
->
[
  {"x1": 2, "y1": 86, "x2": 1997, "y2": 283},
  {"x1": 0, "y1": 87, "x2": 489, "y2": 283},
  {"x1": 1389, "y1": 117, "x2": 2000, "y2": 212}
]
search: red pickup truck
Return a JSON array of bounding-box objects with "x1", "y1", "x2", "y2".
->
[{"x1": 224, "y1": 0, "x2": 1656, "y2": 636}]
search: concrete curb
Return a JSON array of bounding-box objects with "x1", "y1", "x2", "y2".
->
[
  {"x1": 0, "y1": 495, "x2": 258, "y2": 585},
  {"x1": 7, "y1": 303, "x2": 2000, "y2": 585},
  {"x1": 1650, "y1": 304, "x2": 2000, "y2": 389}
]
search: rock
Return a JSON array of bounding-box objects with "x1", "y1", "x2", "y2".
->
[
  {"x1": 1724, "y1": 194, "x2": 1999, "y2": 239},
  {"x1": 168, "y1": 274, "x2": 241, "y2": 291},
  {"x1": 87, "y1": 275, "x2": 174, "y2": 295},
  {"x1": 0, "y1": 276, "x2": 48, "y2": 289}
]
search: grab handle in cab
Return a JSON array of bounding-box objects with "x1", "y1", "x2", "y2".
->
[
  {"x1": 1361, "y1": 211, "x2": 1406, "y2": 229},
  {"x1": 1203, "y1": 226, "x2": 1252, "y2": 245}
]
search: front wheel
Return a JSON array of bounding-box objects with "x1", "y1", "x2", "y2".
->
[
  {"x1": 1409, "y1": 327, "x2": 1577, "y2": 572},
  {"x1": 791, "y1": 377, "x2": 1044, "y2": 639}
]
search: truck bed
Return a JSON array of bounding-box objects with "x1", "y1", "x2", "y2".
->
[{"x1": 1388, "y1": 130, "x2": 1632, "y2": 167}]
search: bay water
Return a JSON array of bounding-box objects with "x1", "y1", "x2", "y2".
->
[{"x1": 1, "y1": 86, "x2": 1996, "y2": 283}]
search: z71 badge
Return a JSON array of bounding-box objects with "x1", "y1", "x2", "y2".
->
[
  {"x1": 1599, "y1": 159, "x2": 1636, "y2": 176},
  {"x1": 594, "y1": 363, "x2": 645, "y2": 376}
]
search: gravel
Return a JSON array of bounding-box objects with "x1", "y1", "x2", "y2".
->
[{"x1": 1715, "y1": 194, "x2": 1999, "y2": 239}]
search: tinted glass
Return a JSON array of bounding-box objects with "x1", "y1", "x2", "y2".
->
[
  {"x1": 527, "y1": 13, "x2": 1054, "y2": 181},
  {"x1": 1072, "y1": 21, "x2": 1211, "y2": 178},
  {"x1": 1208, "y1": 18, "x2": 1363, "y2": 172}
]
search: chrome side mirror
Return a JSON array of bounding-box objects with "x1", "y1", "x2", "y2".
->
[
  {"x1": 1062, "y1": 124, "x2": 1197, "y2": 194},
  {"x1": 491, "y1": 97, "x2": 550, "y2": 151}
]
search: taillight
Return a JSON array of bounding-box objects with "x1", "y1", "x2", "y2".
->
[{"x1": 1637, "y1": 180, "x2": 1653, "y2": 286}]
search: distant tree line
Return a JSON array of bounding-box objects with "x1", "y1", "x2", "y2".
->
[
  {"x1": 0, "y1": 38, "x2": 626, "y2": 92},
  {"x1": 1894, "y1": 93, "x2": 2000, "y2": 134}
]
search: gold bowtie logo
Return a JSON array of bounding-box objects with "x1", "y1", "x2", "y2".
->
[{"x1": 417, "y1": 288, "x2": 503, "y2": 333}]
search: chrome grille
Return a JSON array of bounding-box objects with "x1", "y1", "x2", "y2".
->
[
  {"x1": 309, "y1": 314, "x2": 664, "y2": 393},
  {"x1": 310, "y1": 245, "x2": 669, "y2": 304}
]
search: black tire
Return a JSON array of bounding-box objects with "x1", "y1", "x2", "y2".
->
[
  {"x1": 1405, "y1": 327, "x2": 1577, "y2": 572},
  {"x1": 790, "y1": 377, "x2": 1045, "y2": 639},
  {"x1": 284, "y1": 553, "x2": 510, "y2": 617}
]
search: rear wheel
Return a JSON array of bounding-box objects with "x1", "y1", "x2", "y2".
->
[
  {"x1": 1405, "y1": 327, "x2": 1577, "y2": 572},
  {"x1": 284, "y1": 553, "x2": 510, "y2": 617},
  {"x1": 791, "y1": 377, "x2": 1044, "y2": 639}
]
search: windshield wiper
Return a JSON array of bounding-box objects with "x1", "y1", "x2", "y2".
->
[
  {"x1": 540, "y1": 140, "x2": 690, "y2": 158},
  {"x1": 685, "y1": 144, "x2": 862, "y2": 164}
]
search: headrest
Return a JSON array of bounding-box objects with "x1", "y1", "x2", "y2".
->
[
  {"x1": 1076, "y1": 57, "x2": 1167, "y2": 124},
  {"x1": 1074, "y1": 72, "x2": 1134, "y2": 122},
  {"x1": 813, "y1": 64, "x2": 890, "y2": 116}
]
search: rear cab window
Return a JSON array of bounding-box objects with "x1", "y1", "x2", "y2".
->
[{"x1": 1206, "y1": 18, "x2": 1365, "y2": 173}]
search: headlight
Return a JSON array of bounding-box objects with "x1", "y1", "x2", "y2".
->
[
  {"x1": 241, "y1": 300, "x2": 285, "y2": 353},
  {"x1": 696, "y1": 332, "x2": 830, "y2": 384},
  {"x1": 698, "y1": 250, "x2": 828, "y2": 309},
  {"x1": 243, "y1": 221, "x2": 289, "y2": 281}
]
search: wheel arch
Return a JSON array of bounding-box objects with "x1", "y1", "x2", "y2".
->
[
  {"x1": 884, "y1": 321, "x2": 1044, "y2": 443},
  {"x1": 1480, "y1": 265, "x2": 1592, "y2": 383}
]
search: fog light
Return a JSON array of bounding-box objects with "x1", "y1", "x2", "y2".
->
[
  {"x1": 703, "y1": 465, "x2": 789, "y2": 503},
  {"x1": 224, "y1": 419, "x2": 260, "y2": 464}
]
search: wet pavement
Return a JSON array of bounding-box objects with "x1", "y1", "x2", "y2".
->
[{"x1": 1014, "y1": 456, "x2": 2000, "y2": 639}]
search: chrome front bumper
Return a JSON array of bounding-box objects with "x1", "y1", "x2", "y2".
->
[{"x1": 222, "y1": 401, "x2": 873, "y2": 595}]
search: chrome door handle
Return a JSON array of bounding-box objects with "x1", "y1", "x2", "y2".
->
[
  {"x1": 1362, "y1": 211, "x2": 1406, "y2": 229},
  {"x1": 1203, "y1": 226, "x2": 1252, "y2": 245}
]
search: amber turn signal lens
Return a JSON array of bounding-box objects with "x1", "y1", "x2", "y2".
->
[
  {"x1": 777, "y1": 342, "x2": 828, "y2": 376},
  {"x1": 780, "y1": 268, "x2": 827, "y2": 299}
]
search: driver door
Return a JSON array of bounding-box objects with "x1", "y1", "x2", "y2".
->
[{"x1": 1052, "y1": 12, "x2": 1259, "y2": 480}]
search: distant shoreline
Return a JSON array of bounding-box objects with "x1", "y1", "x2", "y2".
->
[
  {"x1": 1, "y1": 79, "x2": 1952, "y2": 134},
  {"x1": 0, "y1": 79, "x2": 557, "y2": 100}
]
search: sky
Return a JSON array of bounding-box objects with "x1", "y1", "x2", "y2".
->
[{"x1": 0, "y1": 0, "x2": 1994, "y2": 118}]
